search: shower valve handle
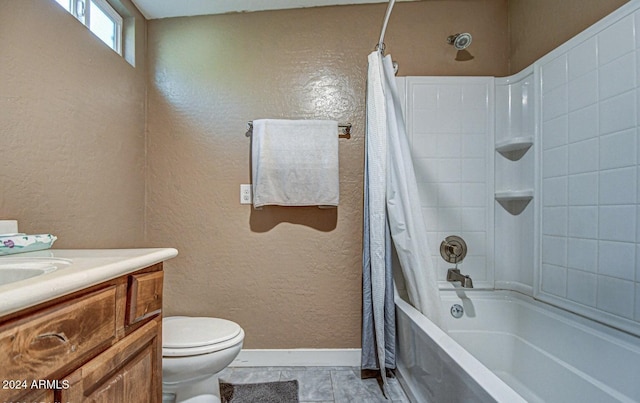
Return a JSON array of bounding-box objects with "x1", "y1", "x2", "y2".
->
[{"x1": 440, "y1": 236, "x2": 468, "y2": 264}]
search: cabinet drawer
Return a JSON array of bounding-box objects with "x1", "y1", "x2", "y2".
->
[
  {"x1": 0, "y1": 286, "x2": 117, "y2": 383},
  {"x1": 128, "y1": 271, "x2": 163, "y2": 325}
]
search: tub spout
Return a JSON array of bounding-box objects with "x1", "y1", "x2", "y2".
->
[{"x1": 447, "y1": 268, "x2": 474, "y2": 288}]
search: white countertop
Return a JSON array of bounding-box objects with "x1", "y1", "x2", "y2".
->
[{"x1": 0, "y1": 248, "x2": 178, "y2": 317}]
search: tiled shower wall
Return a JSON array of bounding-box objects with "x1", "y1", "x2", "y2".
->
[
  {"x1": 538, "y1": 4, "x2": 640, "y2": 335},
  {"x1": 400, "y1": 1, "x2": 640, "y2": 336},
  {"x1": 401, "y1": 77, "x2": 495, "y2": 289}
]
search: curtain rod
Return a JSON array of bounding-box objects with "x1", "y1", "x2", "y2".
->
[{"x1": 377, "y1": 0, "x2": 396, "y2": 53}]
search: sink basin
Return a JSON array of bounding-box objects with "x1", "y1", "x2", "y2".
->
[
  {"x1": 0, "y1": 257, "x2": 72, "y2": 286},
  {"x1": 0, "y1": 268, "x2": 54, "y2": 284}
]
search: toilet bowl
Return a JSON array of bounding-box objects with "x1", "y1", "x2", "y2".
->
[{"x1": 162, "y1": 316, "x2": 244, "y2": 403}]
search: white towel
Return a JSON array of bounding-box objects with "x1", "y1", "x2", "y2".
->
[{"x1": 251, "y1": 119, "x2": 339, "y2": 208}]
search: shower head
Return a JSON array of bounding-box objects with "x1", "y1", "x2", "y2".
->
[{"x1": 447, "y1": 33, "x2": 472, "y2": 50}]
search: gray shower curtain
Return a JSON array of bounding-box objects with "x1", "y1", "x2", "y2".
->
[{"x1": 361, "y1": 157, "x2": 396, "y2": 372}]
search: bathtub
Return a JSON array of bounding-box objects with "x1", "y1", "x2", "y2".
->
[{"x1": 395, "y1": 289, "x2": 640, "y2": 402}]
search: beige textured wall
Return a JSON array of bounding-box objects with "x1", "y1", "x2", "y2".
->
[
  {"x1": 146, "y1": 1, "x2": 509, "y2": 349},
  {"x1": 509, "y1": 0, "x2": 629, "y2": 74},
  {"x1": 387, "y1": 0, "x2": 509, "y2": 76},
  {"x1": 0, "y1": 0, "x2": 147, "y2": 247}
]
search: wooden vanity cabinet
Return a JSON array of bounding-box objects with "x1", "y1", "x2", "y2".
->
[{"x1": 0, "y1": 263, "x2": 164, "y2": 403}]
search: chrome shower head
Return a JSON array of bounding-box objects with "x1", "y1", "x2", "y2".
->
[{"x1": 447, "y1": 33, "x2": 472, "y2": 50}]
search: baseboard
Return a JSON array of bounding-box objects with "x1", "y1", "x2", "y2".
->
[{"x1": 231, "y1": 348, "x2": 361, "y2": 367}]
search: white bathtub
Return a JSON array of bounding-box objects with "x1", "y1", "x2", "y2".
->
[{"x1": 395, "y1": 289, "x2": 640, "y2": 402}]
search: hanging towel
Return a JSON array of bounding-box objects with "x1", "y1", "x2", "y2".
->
[{"x1": 251, "y1": 119, "x2": 339, "y2": 208}]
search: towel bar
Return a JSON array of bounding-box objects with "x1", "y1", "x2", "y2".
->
[{"x1": 246, "y1": 121, "x2": 352, "y2": 138}]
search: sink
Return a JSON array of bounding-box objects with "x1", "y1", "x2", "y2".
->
[
  {"x1": 0, "y1": 257, "x2": 72, "y2": 286},
  {"x1": 0, "y1": 268, "x2": 54, "y2": 284}
]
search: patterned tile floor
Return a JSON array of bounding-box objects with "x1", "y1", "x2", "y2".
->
[{"x1": 218, "y1": 366, "x2": 410, "y2": 403}]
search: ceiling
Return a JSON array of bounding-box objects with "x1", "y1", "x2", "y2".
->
[{"x1": 131, "y1": 0, "x2": 416, "y2": 20}]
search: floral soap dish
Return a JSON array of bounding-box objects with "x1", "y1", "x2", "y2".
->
[{"x1": 0, "y1": 234, "x2": 57, "y2": 256}]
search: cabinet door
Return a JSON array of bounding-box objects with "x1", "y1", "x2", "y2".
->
[
  {"x1": 61, "y1": 318, "x2": 161, "y2": 403},
  {"x1": 78, "y1": 343, "x2": 152, "y2": 403}
]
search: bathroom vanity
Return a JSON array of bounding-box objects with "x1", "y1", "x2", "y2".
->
[{"x1": 0, "y1": 248, "x2": 177, "y2": 403}]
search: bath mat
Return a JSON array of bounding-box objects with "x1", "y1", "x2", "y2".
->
[{"x1": 220, "y1": 380, "x2": 299, "y2": 403}]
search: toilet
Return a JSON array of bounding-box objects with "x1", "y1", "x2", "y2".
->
[{"x1": 162, "y1": 316, "x2": 245, "y2": 403}]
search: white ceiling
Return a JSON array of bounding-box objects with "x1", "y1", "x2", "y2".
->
[{"x1": 131, "y1": 0, "x2": 416, "y2": 20}]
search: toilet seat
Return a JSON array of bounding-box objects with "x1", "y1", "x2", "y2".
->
[{"x1": 163, "y1": 316, "x2": 243, "y2": 357}]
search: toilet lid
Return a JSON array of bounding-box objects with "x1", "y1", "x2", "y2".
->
[{"x1": 163, "y1": 317, "x2": 242, "y2": 349}]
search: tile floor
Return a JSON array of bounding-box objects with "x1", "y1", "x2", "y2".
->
[{"x1": 218, "y1": 366, "x2": 410, "y2": 403}]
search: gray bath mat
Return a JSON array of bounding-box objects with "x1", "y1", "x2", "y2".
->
[{"x1": 220, "y1": 380, "x2": 299, "y2": 403}]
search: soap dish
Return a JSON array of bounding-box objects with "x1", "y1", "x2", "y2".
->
[{"x1": 0, "y1": 234, "x2": 57, "y2": 256}]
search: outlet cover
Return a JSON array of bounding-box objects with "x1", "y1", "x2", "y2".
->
[{"x1": 240, "y1": 184, "x2": 252, "y2": 204}]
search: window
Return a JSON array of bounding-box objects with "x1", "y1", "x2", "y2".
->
[{"x1": 54, "y1": 0, "x2": 123, "y2": 55}]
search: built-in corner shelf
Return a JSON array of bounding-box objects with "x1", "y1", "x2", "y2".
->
[
  {"x1": 495, "y1": 136, "x2": 533, "y2": 160},
  {"x1": 495, "y1": 190, "x2": 533, "y2": 215},
  {"x1": 495, "y1": 189, "x2": 533, "y2": 215},
  {"x1": 495, "y1": 189, "x2": 534, "y2": 201}
]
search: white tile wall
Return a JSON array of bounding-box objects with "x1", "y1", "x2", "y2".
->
[
  {"x1": 542, "y1": 264, "x2": 568, "y2": 297},
  {"x1": 567, "y1": 269, "x2": 597, "y2": 306},
  {"x1": 405, "y1": 78, "x2": 494, "y2": 287},
  {"x1": 567, "y1": 238, "x2": 598, "y2": 272},
  {"x1": 599, "y1": 129, "x2": 637, "y2": 170},
  {"x1": 543, "y1": 116, "x2": 568, "y2": 149},
  {"x1": 399, "y1": 2, "x2": 640, "y2": 334},
  {"x1": 543, "y1": 207, "x2": 567, "y2": 237},
  {"x1": 599, "y1": 91, "x2": 636, "y2": 135},
  {"x1": 569, "y1": 71, "x2": 598, "y2": 111},
  {"x1": 539, "y1": 7, "x2": 640, "y2": 334},
  {"x1": 568, "y1": 37, "x2": 597, "y2": 80},
  {"x1": 568, "y1": 138, "x2": 598, "y2": 174},
  {"x1": 597, "y1": 15, "x2": 635, "y2": 66},
  {"x1": 569, "y1": 105, "x2": 598, "y2": 143},
  {"x1": 568, "y1": 173, "x2": 598, "y2": 205}
]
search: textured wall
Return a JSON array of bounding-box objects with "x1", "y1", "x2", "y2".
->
[
  {"x1": 386, "y1": 0, "x2": 509, "y2": 77},
  {"x1": 0, "y1": 0, "x2": 147, "y2": 247},
  {"x1": 146, "y1": 1, "x2": 509, "y2": 349},
  {"x1": 509, "y1": 0, "x2": 628, "y2": 74}
]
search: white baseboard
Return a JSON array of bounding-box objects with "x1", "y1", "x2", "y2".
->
[{"x1": 231, "y1": 348, "x2": 361, "y2": 367}]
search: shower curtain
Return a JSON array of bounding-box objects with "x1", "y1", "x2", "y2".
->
[{"x1": 362, "y1": 50, "x2": 445, "y2": 391}]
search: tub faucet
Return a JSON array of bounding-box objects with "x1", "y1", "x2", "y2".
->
[{"x1": 447, "y1": 268, "x2": 474, "y2": 288}]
